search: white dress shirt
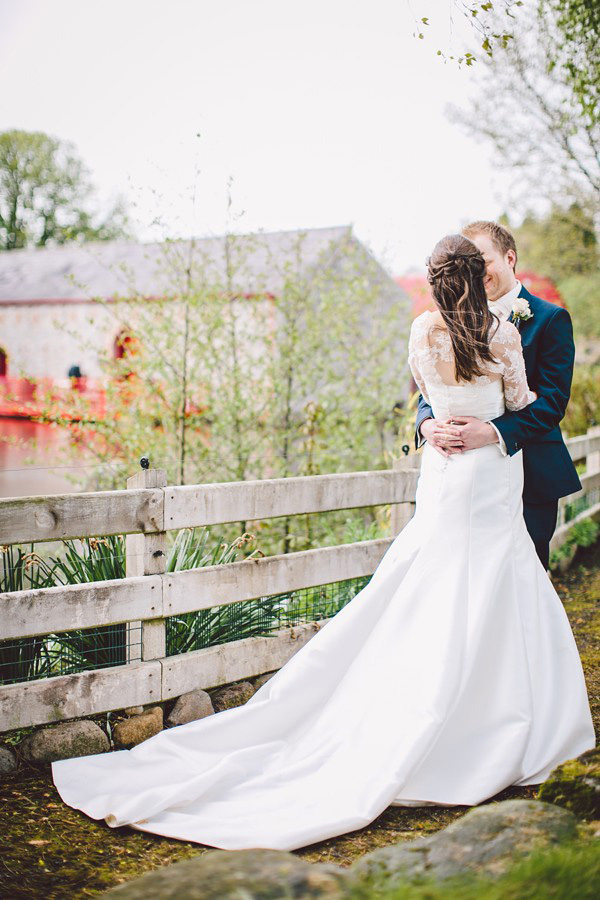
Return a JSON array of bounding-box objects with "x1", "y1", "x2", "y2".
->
[{"x1": 417, "y1": 280, "x2": 523, "y2": 454}]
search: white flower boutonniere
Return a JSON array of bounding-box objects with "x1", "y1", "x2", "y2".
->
[{"x1": 511, "y1": 297, "x2": 534, "y2": 327}]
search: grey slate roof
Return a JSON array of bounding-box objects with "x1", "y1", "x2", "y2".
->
[{"x1": 0, "y1": 225, "x2": 399, "y2": 302}]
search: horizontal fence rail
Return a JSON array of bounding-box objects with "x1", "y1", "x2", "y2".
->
[
  {"x1": 1, "y1": 426, "x2": 599, "y2": 733},
  {"x1": 0, "y1": 469, "x2": 420, "y2": 546},
  {"x1": 0, "y1": 488, "x2": 164, "y2": 545},
  {"x1": 0, "y1": 540, "x2": 392, "y2": 642}
]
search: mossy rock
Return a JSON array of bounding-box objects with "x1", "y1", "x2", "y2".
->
[
  {"x1": 348, "y1": 800, "x2": 577, "y2": 890},
  {"x1": 538, "y1": 746, "x2": 600, "y2": 819},
  {"x1": 103, "y1": 848, "x2": 348, "y2": 898}
]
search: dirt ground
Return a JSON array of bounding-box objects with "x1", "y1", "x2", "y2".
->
[{"x1": 0, "y1": 542, "x2": 598, "y2": 899}]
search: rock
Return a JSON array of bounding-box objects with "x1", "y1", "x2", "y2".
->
[
  {"x1": 538, "y1": 746, "x2": 600, "y2": 819},
  {"x1": 211, "y1": 681, "x2": 255, "y2": 712},
  {"x1": 113, "y1": 707, "x2": 163, "y2": 748},
  {"x1": 252, "y1": 672, "x2": 277, "y2": 691},
  {"x1": 103, "y1": 848, "x2": 347, "y2": 898},
  {"x1": 0, "y1": 743, "x2": 17, "y2": 774},
  {"x1": 124, "y1": 706, "x2": 145, "y2": 716},
  {"x1": 167, "y1": 689, "x2": 215, "y2": 727},
  {"x1": 19, "y1": 720, "x2": 109, "y2": 763},
  {"x1": 349, "y1": 800, "x2": 577, "y2": 889}
]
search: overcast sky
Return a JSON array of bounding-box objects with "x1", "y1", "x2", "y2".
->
[{"x1": 0, "y1": 0, "x2": 512, "y2": 273}]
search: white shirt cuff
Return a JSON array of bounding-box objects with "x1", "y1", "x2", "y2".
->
[{"x1": 488, "y1": 421, "x2": 508, "y2": 456}]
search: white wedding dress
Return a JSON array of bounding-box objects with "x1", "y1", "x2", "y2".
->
[{"x1": 52, "y1": 312, "x2": 595, "y2": 851}]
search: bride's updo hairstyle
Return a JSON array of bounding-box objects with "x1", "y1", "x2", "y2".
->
[{"x1": 426, "y1": 233, "x2": 499, "y2": 382}]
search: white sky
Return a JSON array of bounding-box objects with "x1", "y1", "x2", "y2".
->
[{"x1": 0, "y1": 0, "x2": 510, "y2": 273}]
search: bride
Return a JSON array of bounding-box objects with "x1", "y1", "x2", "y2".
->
[{"x1": 52, "y1": 234, "x2": 595, "y2": 852}]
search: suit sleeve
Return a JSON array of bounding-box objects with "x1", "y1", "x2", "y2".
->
[
  {"x1": 491, "y1": 307, "x2": 575, "y2": 457},
  {"x1": 414, "y1": 394, "x2": 434, "y2": 450}
]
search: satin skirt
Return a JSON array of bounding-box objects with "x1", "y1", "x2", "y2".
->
[{"x1": 52, "y1": 443, "x2": 595, "y2": 851}]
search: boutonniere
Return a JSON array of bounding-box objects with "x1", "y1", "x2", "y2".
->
[{"x1": 511, "y1": 297, "x2": 533, "y2": 327}]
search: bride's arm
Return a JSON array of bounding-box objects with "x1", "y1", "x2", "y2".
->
[
  {"x1": 407, "y1": 320, "x2": 430, "y2": 404},
  {"x1": 494, "y1": 323, "x2": 537, "y2": 411}
]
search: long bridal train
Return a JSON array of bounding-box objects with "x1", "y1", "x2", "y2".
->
[{"x1": 52, "y1": 437, "x2": 595, "y2": 852}]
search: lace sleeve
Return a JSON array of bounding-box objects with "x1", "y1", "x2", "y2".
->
[
  {"x1": 408, "y1": 316, "x2": 430, "y2": 403},
  {"x1": 492, "y1": 321, "x2": 537, "y2": 411}
]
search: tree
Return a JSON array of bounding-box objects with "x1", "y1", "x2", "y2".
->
[
  {"x1": 450, "y1": 2, "x2": 599, "y2": 208},
  {"x1": 413, "y1": 1, "x2": 524, "y2": 66},
  {"x1": 545, "y1": 1, "x2": 600, "y2": 127},
  {"x1": 33, "y1": 227, "x2": 410, "y2": 555},
  {"x1": 504, "y1": 203, "x2": 600, "y2": 346},
  {"x1": 506, "y1": 202, "x2": 598, "y2": 284},
  {"x1": 0, "y1": 130, "x2": 129, "y2": 250}
]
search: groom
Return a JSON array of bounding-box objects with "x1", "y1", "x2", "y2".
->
[{"x1": 415, "y1": 220, "x2": 581, "y2": 570}]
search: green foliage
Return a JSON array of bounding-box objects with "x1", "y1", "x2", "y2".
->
[
  {"x1": 0, "y1": 129, "x2": 129, "y2": 250},
  {"x1": 545, "y1": 0, "x2": 600, "y2": 127},
  {"x1": 166, "y1": 597, "x2": 286, "y2": 656},
  {"x1": 550, "y1": 518, "x2": 599, "y2": 569},
  {"x1": 0, "y1": 529, "x2": 252, "y2": 684},
  {"x1": 505, "y1": 203, "x2": 599, "y2": 346},
  {"x1": 510, "y1": 203, "x2": 598, "y2": 285},
  {"x1": 0, "y1": 545, "x2": 59, "y2": 683},
  {"x1": 0, "y1": 527, "x2": 370, "y2": 679},
  {"x1": 415, "y1": 2, "x2": 524, "y2": 66},
  {"x1": 558, "y1": 275, "x2": 600, "y2": 341},
  {"x1": 50, "y1": 534, "x2": 125, "y2": 583},
  {"x1": 567, "y1": 518, "x2": 600, "y2": 549},
  {"x1": 563, "y1": 365, "x2": 600, "y2": 436},
  {"x1": 452, "y1": 3, "x2": 599, "y2": 208},
  {"x1": 166, "y1": 527, "x2": 261, "y2": 570},
  {"x1": 276, "y1": 576, "x2": 370, "y2": 627}
]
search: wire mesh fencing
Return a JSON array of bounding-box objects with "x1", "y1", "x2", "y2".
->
[
  {"x1": 0, "y1": 576, "x2": 371, "y2": 685},
  {"x1": 165, "y1": 575, "x2": 371, "y2": 657},
  {"x1": 0, "y1": 623, "x2": 141, "y2": 686}
]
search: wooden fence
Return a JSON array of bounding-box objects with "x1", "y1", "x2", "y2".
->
[{"x1": 1, "y1": 427, "x2": 599, "y2": 734}]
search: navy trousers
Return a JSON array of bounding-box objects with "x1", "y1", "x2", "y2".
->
[{"x1": 523, "y1": 500, "x2": 559, "y2": 571}]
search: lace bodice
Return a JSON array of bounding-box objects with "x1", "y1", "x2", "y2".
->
[{"x1": 408, "y1": 311, "x2": 536, "y2": 421}]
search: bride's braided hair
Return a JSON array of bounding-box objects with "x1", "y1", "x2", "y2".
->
[{"x1": 426, "y1": 234, "x2": 499, "y2": 382}]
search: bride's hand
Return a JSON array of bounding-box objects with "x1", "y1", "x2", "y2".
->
[
  {"x1": 420, "y1": 418, "x2": 465, "y2": 458},
  {"x1": 449, "y1": 417, "x2": 499, "y2": 451}
]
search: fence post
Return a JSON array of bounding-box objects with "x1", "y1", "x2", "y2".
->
[
  {"x1": 391, "y1": 451, "x2": 420, "y2": 536},
  {"x1": 587, "y1": 425, "x2": 600, "y2": 477},
  {"x1": 125, "y1": 465, "x2": 167, "y2": 663}
]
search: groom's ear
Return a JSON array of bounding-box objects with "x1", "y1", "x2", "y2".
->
[{"x1": 506, "y1": 248, "x2": 517, "y2": 272}]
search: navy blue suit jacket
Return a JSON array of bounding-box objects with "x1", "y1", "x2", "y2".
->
[{"x1": 414, "y1": 284, "x2": 581, "y2": 504}]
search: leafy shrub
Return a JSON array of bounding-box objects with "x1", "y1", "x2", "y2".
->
[
  {"x1": 550, "y1": 518, "x2": 599, "y2": 570},
  {"x1": 563, "y1": 364, "x2": 600, "y2": 437}
]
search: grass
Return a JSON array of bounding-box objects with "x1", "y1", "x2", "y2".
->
[
  {"x1": 346, "y1": 840, "x2": 600, "y2": 899},
  {"x1": 0, "y1": 541, "x2": 598, "y2": 899}
]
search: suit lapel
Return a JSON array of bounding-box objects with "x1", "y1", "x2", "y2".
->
[{"x1": 512, "y1": 284, "x2": 535, "y2": 338}]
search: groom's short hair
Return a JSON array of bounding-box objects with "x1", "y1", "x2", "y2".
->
[{"x1": 462, "y1": 221, "x2": 518, "y2": 271}]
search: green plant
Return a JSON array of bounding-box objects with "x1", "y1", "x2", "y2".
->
[
  {"x1": 277, "y1": 577, "x2": 371, "y2": 627},
  {"x1": 166, "y1": 527, "x2": 262, "y2": 571},
  {"x1": 0, "y1": 545, "x2": 57, "y2": 683},
  {"x1": 0, "y1": 529, "x2": 260, "y2": 684},
  {"x1": 549, "y1": 517, "x2": 599, "y2": 569},
  {"x1": 164, "y1": 529, "x2": 287, "y2": 654},
  {"x1": 563, "y1": 365, "x2": 600, "y2": 437}
]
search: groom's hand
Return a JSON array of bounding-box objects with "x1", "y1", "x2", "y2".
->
[
  {"x1": 449, "y1": 417, "x2": 499, "y2": 451},
  {"x1": 420, "y1": 418, "x2": 464, "y2": 458}
]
